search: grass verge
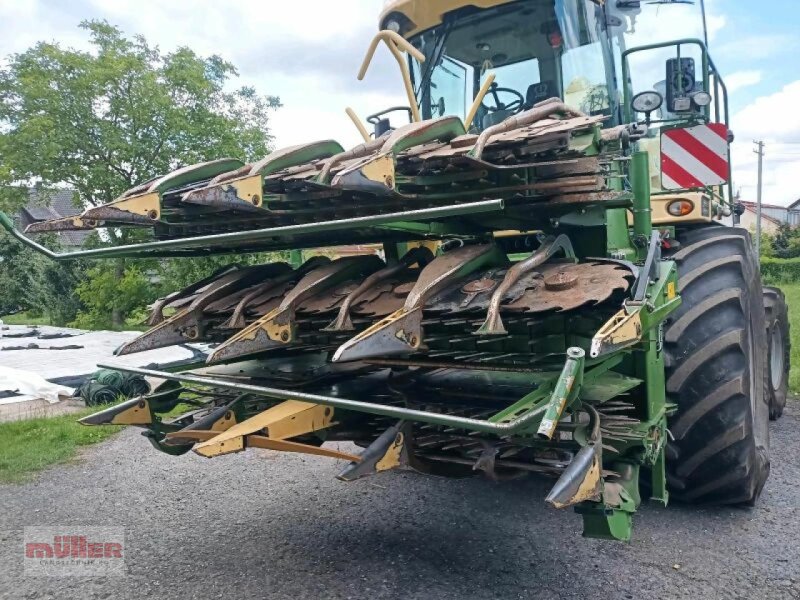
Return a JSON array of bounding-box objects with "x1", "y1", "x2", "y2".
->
[
  {"x1": 0, "y1": 406, "x2": 122, "y2": 484},
  {"x1": 780, "y1": 283, "x2": 800, "y2": 393},
  {"x1": 1, "y1": 311, "x2": 52, "y2": 326},
  {"x1": 1, "y1": 311, "x2": 148, "y2": 330}
]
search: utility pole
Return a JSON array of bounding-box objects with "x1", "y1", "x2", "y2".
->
[
  {"x1": 700, "y1": 0, "x2": 709, "y2": 48},
  {"x1": 754, "y1": 140, "x2": 765, "y2": 258}
]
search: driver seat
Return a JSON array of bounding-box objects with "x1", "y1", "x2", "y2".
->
[
  {"x1": 524, "y1": 81, "x2": 558, "y2": 109},
  {"x1": 481, "y1": 108, "x2": 515, "y2": 129}
]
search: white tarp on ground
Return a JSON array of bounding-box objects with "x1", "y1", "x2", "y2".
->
[
  {"x1": 0, "y1": 325, "x2": 206, "y2": 380},
  {"x1": 0, "y1": 366, "x2": 74, "y2": 404}
]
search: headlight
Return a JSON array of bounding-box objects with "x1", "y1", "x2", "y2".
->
[
  {"x1": 667, "y1": 199, "x2": 695, "y2": 217},
  {"x1": 692, "y1": 91, "x2": 712, "y2": 107},
  {"x1": 385, "y1": 19, "x2": 401, "y2": 33},
  {"x1": 631, "y1": 91, "x2": 664, "y2": 114}
]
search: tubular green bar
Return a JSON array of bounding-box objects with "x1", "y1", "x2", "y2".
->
[
  {"x1": 0, "y1": 199, "x2": 504, "y2": 262},
  {"x1": 536, "y1": 347, "x2": 585, "y2": 439},
  {"x1": 96, "y1": 362, "x2": 555, "y2": 435},
  {"x1": 630, "y1": 152, "x2": 652, "y2": 243}
]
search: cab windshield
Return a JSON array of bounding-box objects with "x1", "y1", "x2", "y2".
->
[{"x1": 408, "y1": 0, "x2": 616, "y2": 132}]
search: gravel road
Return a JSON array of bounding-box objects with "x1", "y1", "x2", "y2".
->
[{"x1": 1, "y1": 401, "x2": 799, "y2": 600}]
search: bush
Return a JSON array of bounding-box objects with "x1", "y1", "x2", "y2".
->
[
  {"x1": 71, "y1": 263, "x2": 157, "y2": 330},
  {"x1": 761, "y1": 257, "x2": 800, "y2": 284}
]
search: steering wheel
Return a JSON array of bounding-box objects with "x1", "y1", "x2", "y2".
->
[{"x1": 481, "y1": 83, "x2": 525, "y2": 114}]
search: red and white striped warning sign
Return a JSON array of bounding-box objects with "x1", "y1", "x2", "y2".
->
[{"x1": 660, "y1": 123, "x2": 730, "y2": 190}]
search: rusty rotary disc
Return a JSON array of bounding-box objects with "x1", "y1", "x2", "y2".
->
[
  {"x1": 544, "y1": 271, "x2": 578, "y2": 291},
  {"x1": 393, "y1": 282, "x2": 416, "y2": 297},
  {"x1": 333, "y1": 283, "x2": 359, "y2": 297},
  {"x1": 461, "y1": 278, "x2": 497, "y2": 294}
]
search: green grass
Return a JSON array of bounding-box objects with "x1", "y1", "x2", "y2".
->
[
  {"x1": 0, "y1": 311, "x2": 149, "y2": 331},
  {"x1": 0, "y1": 407, "x2": 122, "y2": 484},
  {"x1": 1, "y1": 311, "x2": 52, "y2": 326},
  {"x1": 780, "y1": 283, "x2": 800, "y2": 393}
]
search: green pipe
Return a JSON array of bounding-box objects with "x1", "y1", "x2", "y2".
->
[
  {"x1": 630, "y1": 151, "x2": 652, "y2": 242},
  {"x1": 536, "y1": 347, "x2": 585, "y2": 440},
  {"x1": 0, "y1": 199, "x2": 504, "y2": 262},
  {"x1": 605, "y1": 159, "x2": 633, "y2": 259}
]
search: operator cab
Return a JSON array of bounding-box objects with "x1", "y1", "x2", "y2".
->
[
  {"x1": 402, "y1": 0, "x2": 613, "y2": 132},
  {"x1": 375, "y1": 0, "x2": 726, "y2": 199}
]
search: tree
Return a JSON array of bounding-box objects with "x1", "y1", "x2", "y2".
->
[
  {"x1": 771, "y1": 223, "x2": 800, "y2": 259},
  {"x1": 0, "y1": 20, "x2": 281, "y2": 326},
  {"x1": 0, "y1": 236, "x2": 87, "y2": 325},
  {"x1": 0, "y1": 20, "x2": 280, "y2": 211}
]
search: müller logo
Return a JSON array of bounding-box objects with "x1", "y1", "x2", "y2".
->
[
  {"x1": 25, "y1": 535, "x2": 123, "y2": 559},
  {"x1": 23, "y1": 527, "x2": 126, "y2": 576}
]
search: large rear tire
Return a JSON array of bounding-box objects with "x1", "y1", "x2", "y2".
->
[
  {"x1": 764, "y1": 286, "x2": 790, "y2": 420},
  {"x1": 663, "y1": 226, "x2": 770, "y2": 504}
]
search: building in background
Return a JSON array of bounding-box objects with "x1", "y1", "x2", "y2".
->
[
  {"x1": 737, "y1": 201, "x2": 785, "y2": 234},
  {"x1": 13, "y1": 187, "x2": 91, "y2": 247}
]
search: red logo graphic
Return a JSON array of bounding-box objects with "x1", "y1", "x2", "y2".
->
[
  {"x1": 25, "y1": 535, "x2": 123, "y2": 559},
  {"x1": 23, "y1": 527, "x2": 126, "y2": 576}
]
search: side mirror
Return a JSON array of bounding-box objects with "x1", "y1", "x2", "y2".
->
[{"x1": 666, "y1": 57, "x2": 696, "y2": 112}]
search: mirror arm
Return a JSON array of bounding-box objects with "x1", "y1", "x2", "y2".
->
[
  {"x1": 358, "y1": 30, "x2": 425, "y2": 123},
  {"x1": 385, "y1": 40, "x2": 422, "y2": 122}
]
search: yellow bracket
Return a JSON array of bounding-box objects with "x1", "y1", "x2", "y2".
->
[
  {"x1": 80, "y1": 397, "x2": 153, "y2": 426},
  {"x1": 164, "y1": 430, "x2": 219, "y2": 443},
  {"x1": 376, "y1": 430, "x2": 405, "y2": 471},
  {"x1": 25, "y1": 215, "x2": 96, "y2": 233},
  {"x1": 331, "y1": 153, "x2": 396, "y2": 192},
  {"x1": 163, "y1": 407, "x2": 238, "y2": 444},
  {"x1": 358, "y1": 30, "x2": 425, "y2": 123},
  {"x1": 193, "y1": 400, "x2": 334, "y2": 458},
  {"x1": 104, "y1": 192, "x2": 161, "y2": 220},
  {"x1": 590, "y1": 307, "x2": 643, "y2": 358},
  {"x1": 110, "y1": 398, "x2": 152, "y2": 425},
  {"x1": 227, "y1": 174, "x2": 264, "y2": 208},
  {"x1": 210, "y1": 409, "x2": 237, "y2": 431},
  {"x1": 247, "y1": 436, "x2": 361, "y2": 462}
]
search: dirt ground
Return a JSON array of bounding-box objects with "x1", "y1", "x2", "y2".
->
[{"x1": 1, "y1": 401, "x2": 798, "y2": 600}]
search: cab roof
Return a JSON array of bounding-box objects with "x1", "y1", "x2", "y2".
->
[
  {"x1": 379, "y1": 0, "x2": 604, "y2": 38},
  {"x1": 379, "y1": 0, "x2": 519, "y2": 39}
]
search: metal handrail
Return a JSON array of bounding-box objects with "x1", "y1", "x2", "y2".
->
[
  {"x1": 0, "y1": 199, "x2": 504, "y2": 261},
  {"x1": 97, "y1": 360, "x2": 578, "y2": 435}
]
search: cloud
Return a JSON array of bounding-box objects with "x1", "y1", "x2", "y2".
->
[
  {"x1": 725, "y1": 70, "x2": 763, "y2": 93},
  {"x1": 715, "y1": 34, "x2": 798, "y2": 62},
  {"x1": 732, "y1": 81, "x2": 800, "y2": 145},
  {"x1": 0, "y1": 0, "x2": 406, "y2": 149},
  {"x1": 730, "y1": 81, "x2": 800, "y2": 205}
]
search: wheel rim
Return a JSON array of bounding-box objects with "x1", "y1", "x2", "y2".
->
[{"x1": 770, "y1": 325, "x2": 785, "y2": 390}]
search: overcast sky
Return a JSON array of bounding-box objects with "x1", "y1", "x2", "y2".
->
[{"x1": 1, "y1": 0, "x2": 798, "y2": 205}]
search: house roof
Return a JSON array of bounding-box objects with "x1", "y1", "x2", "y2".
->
[
  {"x1": 739, "y1": 201, "x2": 790, "y2": 211},
  {"x1": 19, "y1": 187, "x2": 91, "y2": 247},
  {"x1": 739, "y1": 202, "x2": 783, "y2": 226}
]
